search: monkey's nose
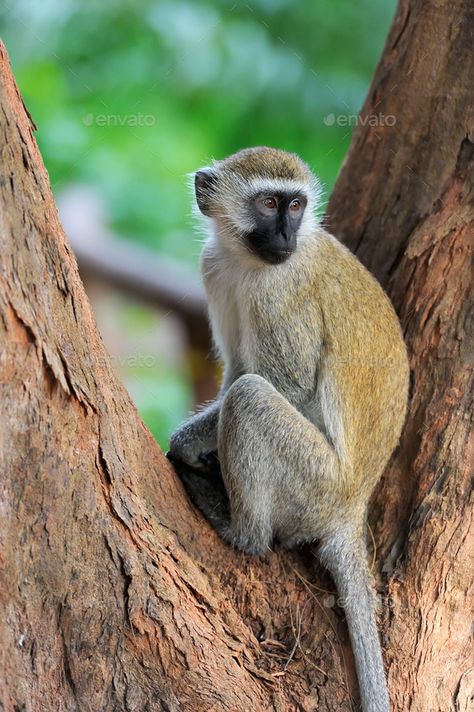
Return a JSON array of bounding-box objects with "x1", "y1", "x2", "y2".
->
[{"x1": 279, "y1": 232, "x2": 296, "y2": 253}]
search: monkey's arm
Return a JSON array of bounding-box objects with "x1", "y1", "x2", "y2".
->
[{"x1": 168, "y1": 363, "x2": 242, "y2": 468}]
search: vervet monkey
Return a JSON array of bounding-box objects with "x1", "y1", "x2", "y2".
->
[{"x1": 168, "y1": 147, "x2": 409, "y2": 712}]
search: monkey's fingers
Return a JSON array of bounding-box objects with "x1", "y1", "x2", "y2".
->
[
  {"x1": 198, "y1": 449, "x2": 220, "y2": 473},
  {"x1": 166, "y1": 449, "x2": 221, "y2": 477}
]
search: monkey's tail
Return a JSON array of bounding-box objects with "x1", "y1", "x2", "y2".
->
[{"x1": 319, "y1": 527, "x2": 391, "y2": 712}]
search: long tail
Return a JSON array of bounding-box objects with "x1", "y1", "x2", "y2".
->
[{"x1": 319, "y1": 528, "x2": 390, "y2": 712}]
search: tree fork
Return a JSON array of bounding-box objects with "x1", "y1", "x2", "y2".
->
[{"x1": 0, "y1": 0, "x2": 472, "y2": 708}]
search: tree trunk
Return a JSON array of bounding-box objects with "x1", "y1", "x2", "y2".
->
[{"x1": 0, "y1": 0, "x2": 472, "y2": 709}]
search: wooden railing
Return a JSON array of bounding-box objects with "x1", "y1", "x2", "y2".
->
[{"x1": 60, "y1": 190, "x2": 216, "y2": 403}]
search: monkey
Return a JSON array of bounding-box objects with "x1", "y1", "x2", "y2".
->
[{"x1": 168, "y1": 146, "x2": 409, "y2": 712}]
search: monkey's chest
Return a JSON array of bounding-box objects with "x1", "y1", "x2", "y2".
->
[
  {"x1": 205, "y1": 266, "x2": 319, "y2": 402},
  {"x1": 238, "y1": 295, "x2": 318, "y2": 401}
]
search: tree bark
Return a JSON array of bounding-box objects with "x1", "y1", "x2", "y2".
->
[{"x1": 0, "y1": 0, "x2": 472, "y2": 710}]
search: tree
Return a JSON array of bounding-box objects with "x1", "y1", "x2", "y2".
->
[{"x1": 0, "y1": 0, "x2": 472, "y2": 709}]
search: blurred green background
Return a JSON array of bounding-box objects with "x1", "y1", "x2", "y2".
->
[{"x1": 0, "y1": 0, "x2": 396, "y2": 447}]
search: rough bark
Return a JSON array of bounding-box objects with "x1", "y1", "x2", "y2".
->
[{"x1": 0, "y1": 0, "x2": 472, "y2": 710}]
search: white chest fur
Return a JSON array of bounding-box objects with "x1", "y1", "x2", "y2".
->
[
  {"x1": 201, "y1": 241, "x2": 243, "y2": 366},
  {"x1": 201, "y1": 238, "x2": 321, "y2": 404}
]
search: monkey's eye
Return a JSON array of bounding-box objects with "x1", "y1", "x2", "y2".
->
[
  {"x1": 263, "y1": 196, "x2": 277, "y2": 209},
  {"x1": 289, "y1": 199, "x2": 301, "y2": 212}
]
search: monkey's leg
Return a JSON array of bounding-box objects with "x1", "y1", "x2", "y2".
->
[{"x1": 217, "y1": 374, "x2": 342, "y2": 555}]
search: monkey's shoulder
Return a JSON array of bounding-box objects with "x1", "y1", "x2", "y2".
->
[{"x1": 309, "y1": 233, "x2": 406, "y2": 346}]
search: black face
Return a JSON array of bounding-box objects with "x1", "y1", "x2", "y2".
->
[{"x1": 246, "y1": 191, "x2": 307, "y2": 265}]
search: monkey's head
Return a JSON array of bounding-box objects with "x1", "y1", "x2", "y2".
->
[{"x1": 194, "y1": 147, "x2": 321, "y2": 266}]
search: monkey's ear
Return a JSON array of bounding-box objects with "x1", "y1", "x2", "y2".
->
[{"x1": 195, "y1": 167, "x2": 218, "y2": 217}]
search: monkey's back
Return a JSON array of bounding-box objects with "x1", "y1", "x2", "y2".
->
[{"x1": 308, "y1": 231, "x2": 409, "y2": 492}]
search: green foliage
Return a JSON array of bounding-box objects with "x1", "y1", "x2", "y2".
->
[
  {"x1": 1, "y1": 0, "x2": 395, "y2": 260},
  {"x1": 0, "y1": 0, "x2": 396, "y2": 446}
]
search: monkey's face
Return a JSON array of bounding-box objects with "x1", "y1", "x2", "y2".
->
[
  {"x1": 243, "y1": 191, "x2": 307, "y2": 265},
  {"x1": 194, "y1": 148, "x2": 320, "y2": 266},
  {"x1": 194, "y1": 169, "x2": 309, "y2": 266}
]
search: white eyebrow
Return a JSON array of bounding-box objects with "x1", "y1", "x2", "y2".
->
[{"x1": 244, "y1": 177, "x2": 309, "y2": 196}]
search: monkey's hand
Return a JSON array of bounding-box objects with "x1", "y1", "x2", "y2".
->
[
  {"x1": 168, "y1": 403, "x2": 220, "y2": 469},
  {"x1": 167, "y1": 452, "x2": 231, "y2": 538}
]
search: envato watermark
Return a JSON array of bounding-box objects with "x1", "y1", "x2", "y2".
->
[
  {"x1": 82, "y1": 352, "x2": 158, "y2": 370},
  {"x1": 82, "y1": 113, "x2": 156, "y2": 128},
  {"x1": 111, "y1": 353, "x2": 157, "y2": 368},
  {"x1": 323, "y1": 112, "x2": 396, "y2": 128}
]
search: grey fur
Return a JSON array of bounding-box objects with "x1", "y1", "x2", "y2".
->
[{"x1": 169, "y1": 147, "x2": 409, "y2": 712}]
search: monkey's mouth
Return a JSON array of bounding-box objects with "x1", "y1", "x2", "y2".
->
[
  {"x1": 247, "y1": 243, "x2": 295, "y2": 265},
  {"x1": 259, "y1": 248, "x2": 294, "y2": 265}
]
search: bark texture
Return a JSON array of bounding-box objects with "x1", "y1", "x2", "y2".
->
[{"x1": 0, "y1": 0, "x2": 472, "y2": 709}]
